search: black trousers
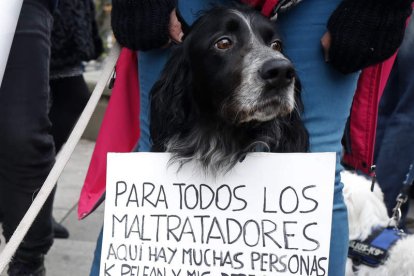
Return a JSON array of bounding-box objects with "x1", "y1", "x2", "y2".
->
[
  {"x1": 0, "y1": 0, "x2": 55, "y2": 259},
  {"x1": 49, "y1": 75, "x2": 90, "y2": 153}
]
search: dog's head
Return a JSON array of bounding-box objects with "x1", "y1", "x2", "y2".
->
[
  {"x1": 151, "y1": 6, "x2": 308, "y2": 172},
  {"x1": 184, "y1": 7, "x2": 297, "y2": 123}
]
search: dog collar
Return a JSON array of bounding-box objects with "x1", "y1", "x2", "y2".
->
[{"x1": 348, "y1": 227, "x2": 407, "y2": 271}]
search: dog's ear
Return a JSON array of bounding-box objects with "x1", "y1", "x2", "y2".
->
[{"x1": 150, "y1": 45, "x2": 194, "y2": 152}]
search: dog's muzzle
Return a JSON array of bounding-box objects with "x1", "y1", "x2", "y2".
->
[{"x1": 259, "y1": 59, "x2": 295, "y2": 88}]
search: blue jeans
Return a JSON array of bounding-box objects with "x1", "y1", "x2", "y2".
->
[
  {"x1": 374, "y1": 13, "x2": 414, "y2": 225},
  {"x1": 277, "y1": 1, "x2": 358, "y2": 275},
  {"x1": 90, "y1": 1, "x2": 359, "y2": 275}
]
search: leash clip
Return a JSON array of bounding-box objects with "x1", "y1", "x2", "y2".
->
[
  {"x1": 370, "y1": 165, "x2": 376, "y2": 192},
  {"x1": 389, "y1": 193, "x2": 408, "y2": 228}
]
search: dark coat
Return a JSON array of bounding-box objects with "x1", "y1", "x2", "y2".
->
[{"x1": 50, "y1": 0, "x2": 103, "y2": 71}]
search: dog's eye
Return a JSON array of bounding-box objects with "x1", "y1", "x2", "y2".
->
[
  {"x1": 270, "y1": 40, "x2": 282, "y2": 52},
  {"x1": 215, "y1": 38, "x2": 233, "y2": 50}
]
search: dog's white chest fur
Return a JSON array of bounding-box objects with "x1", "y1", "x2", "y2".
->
[{"x1": 342, "y1": 171, "x2": 414, "y2": 276}]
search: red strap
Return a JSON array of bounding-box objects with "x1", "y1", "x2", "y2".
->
[
  {"x1": 241, "y1": 0, "x2": 280, "y2": 17},
  {"x1": 262, "y1": 0, "x2": 280, "y2": 17}
]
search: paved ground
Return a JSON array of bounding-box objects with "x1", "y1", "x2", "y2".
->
[
  {"x1": 44, "y1": 140, "x2": 103, "y2": 276},
  {"x1": 1, "y1": 139, "x2": 414, "y2": 275},
  {"x1": 1, "y1": 139, "x2": 103, "y2": 276}
]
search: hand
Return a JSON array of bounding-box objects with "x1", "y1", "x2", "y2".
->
[
  {"x1": 169, "y1": 9, "x2": 184, "y2": 44},
  {"x1": 321, "y1": 31, "x2": 332, "y2": 62}
]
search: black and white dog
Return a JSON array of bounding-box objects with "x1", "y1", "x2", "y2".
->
[{"x1": 150, "y1": 6, "x2": 308, "y2": 174}]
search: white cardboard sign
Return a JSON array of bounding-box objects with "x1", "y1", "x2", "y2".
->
[
  {"x1": 0, "y1": 0, "x2": 23, "y2": 87},
  {"x1": 100, "y1": 152, "x2": 335, "y2": 276}
]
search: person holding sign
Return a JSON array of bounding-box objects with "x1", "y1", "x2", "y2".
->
[{"x1": 86, "y1": 0, "x2": 412, "y2": 275}]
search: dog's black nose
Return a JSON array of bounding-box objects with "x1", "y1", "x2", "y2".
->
[{"x1": 259, "y1": 59, "x2": 295, "y2": 86}]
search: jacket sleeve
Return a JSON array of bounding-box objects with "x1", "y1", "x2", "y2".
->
[
  {"x1": 327, "y1": 0, "x2": 413, "y2": 74},
  {"x1": 111, "y1": 0, "x2": 177, "y2": 51}
]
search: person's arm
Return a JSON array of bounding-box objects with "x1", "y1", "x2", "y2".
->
[
  {"x1": 111, "y1": 0, "x2": 177, "y2": 51},
  {"x1": 326, "y1": 0, "x2": 413, "y2": 73}
]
